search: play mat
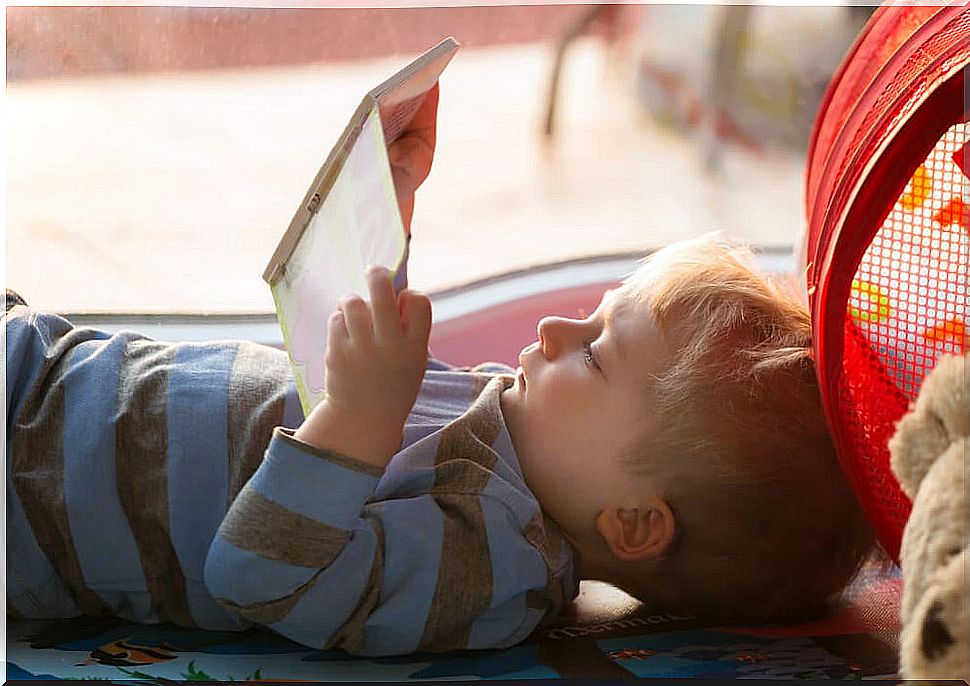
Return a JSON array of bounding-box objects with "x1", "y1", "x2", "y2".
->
[{"x1": 8, "y1": 560, "x2": 901, "y2": 681}]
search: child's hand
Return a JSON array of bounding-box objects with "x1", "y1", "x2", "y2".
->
[
  {"x1": 389, "y1": 82, "x2": 438, "y2": 235},
  {"x1": 294, "y1": 266, "x2": 432, "y2": 467},
  {"x1": 326, "y1": 266, "x2": 432, "y2": 423}
]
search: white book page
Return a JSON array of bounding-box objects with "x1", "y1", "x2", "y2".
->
[{"x1": 271, "y1": 106, "x2": 406, "y2": 413}]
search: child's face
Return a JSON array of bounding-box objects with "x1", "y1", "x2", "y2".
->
[{"x1": 500, "y1": 285, "x2": 672, "y2": 537}]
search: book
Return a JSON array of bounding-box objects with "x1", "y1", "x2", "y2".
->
[{"x1": 263, "y1": 37, "x2": 459, "y2": 414}]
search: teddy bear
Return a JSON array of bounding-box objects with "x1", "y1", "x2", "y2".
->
[{"x1": 888, "y1": 352, "x2": 968, "y2": 680}]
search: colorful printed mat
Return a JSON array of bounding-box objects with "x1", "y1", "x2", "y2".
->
[{"x1": 8, "y1": 565, "x2": 902, "y2": 681}]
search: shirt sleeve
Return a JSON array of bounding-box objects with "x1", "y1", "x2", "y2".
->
[
  {"x1": 203, "y1": 427, "x2": 384, "y2": 649},
  {"x1": 203, "y1": 427, "x2": 552, "y2": 655}
]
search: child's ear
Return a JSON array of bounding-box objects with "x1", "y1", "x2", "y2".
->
[{"x1": 596, "y1": 499, "x2": 675, "y2": 562}]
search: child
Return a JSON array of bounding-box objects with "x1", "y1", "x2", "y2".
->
[{"x1": 6, "y1": 86, "x2": 875, "y2": 656}]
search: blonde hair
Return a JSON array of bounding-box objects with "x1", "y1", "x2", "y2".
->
[{"x1": 617, "y1": 236, "x2": 876, "y2": 623}]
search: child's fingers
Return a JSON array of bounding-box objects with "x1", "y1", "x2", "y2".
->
[
  {"x1": 390, "y1": 137, "x2": 434, "y2": 187},
  {"x1": 339, "y1": 295, "x2": 372, "y2": 342},
  {"x1": 367, "y1": 266, "x2": 400, "y2": 339},
  {"x1": 388, "y1": 84, "x2": 438, "y2": 186},
  {"x1": 388, "y1": 83, "x2": 438, "y2": 164},
  {"x1": 400, "y1": 290, "x2": 432, "y2": 345},
  {"x1": 325, "y1": 310, "x2": 349, "y2": 369},
  {"x1": 405, "y1": 82, "x2": 438, "y2": 148},
  {"x1": 327, "y1": 310, "x2": 349, "y2": 343}
]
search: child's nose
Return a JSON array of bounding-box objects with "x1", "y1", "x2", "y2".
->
[{"x1": 537, "y1": 316, "x2": 579, "y2": 360}]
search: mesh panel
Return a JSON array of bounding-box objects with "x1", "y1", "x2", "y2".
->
[
  {"x1": 830, "y1": 14, "x2": 970, "y2": 252},
  {"x1": 839, "y1": 122, "x2": 969, "y2": 546}
]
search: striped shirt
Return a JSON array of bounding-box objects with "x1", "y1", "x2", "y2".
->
[{"x1": 6, "y1": 305, "x2": 578, "y2": 654}]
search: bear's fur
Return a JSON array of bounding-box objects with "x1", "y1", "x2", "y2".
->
[{"x1": 889, "y1": 353, "x2": 968, "y2": 680}]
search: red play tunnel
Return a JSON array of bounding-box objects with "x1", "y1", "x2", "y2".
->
[{"x1": 804, "y1": 1, "x2": 969, "y2": 562}]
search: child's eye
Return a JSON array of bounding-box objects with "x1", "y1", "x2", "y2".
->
[{"x1": 584, "y1": 341, "x2": 600, "y2": 370}]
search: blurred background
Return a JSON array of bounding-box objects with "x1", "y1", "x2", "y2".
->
[{"x1": 6, "y1": 3, "x2": 874, "y2": 314}]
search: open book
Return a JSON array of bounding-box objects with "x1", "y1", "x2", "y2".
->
[{"x1": 263, "y1": 37, "x2": 459, "y2": 414}]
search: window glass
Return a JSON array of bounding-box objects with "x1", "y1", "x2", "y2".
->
[{"x1": 6, "y1": 4, "x2": 870, "y2": 314}]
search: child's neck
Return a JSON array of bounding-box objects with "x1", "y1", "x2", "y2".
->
[{"x1": 559, "y1": 527, "x2": 620, "y2": 583}]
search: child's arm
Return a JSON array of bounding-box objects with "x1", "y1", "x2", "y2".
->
[
  {"x1": 203, "y1": 267, "x2": 433, "y2": 647},
  {"x1": 389, "y1": 83, "x2": 438, "y2": 236}
]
